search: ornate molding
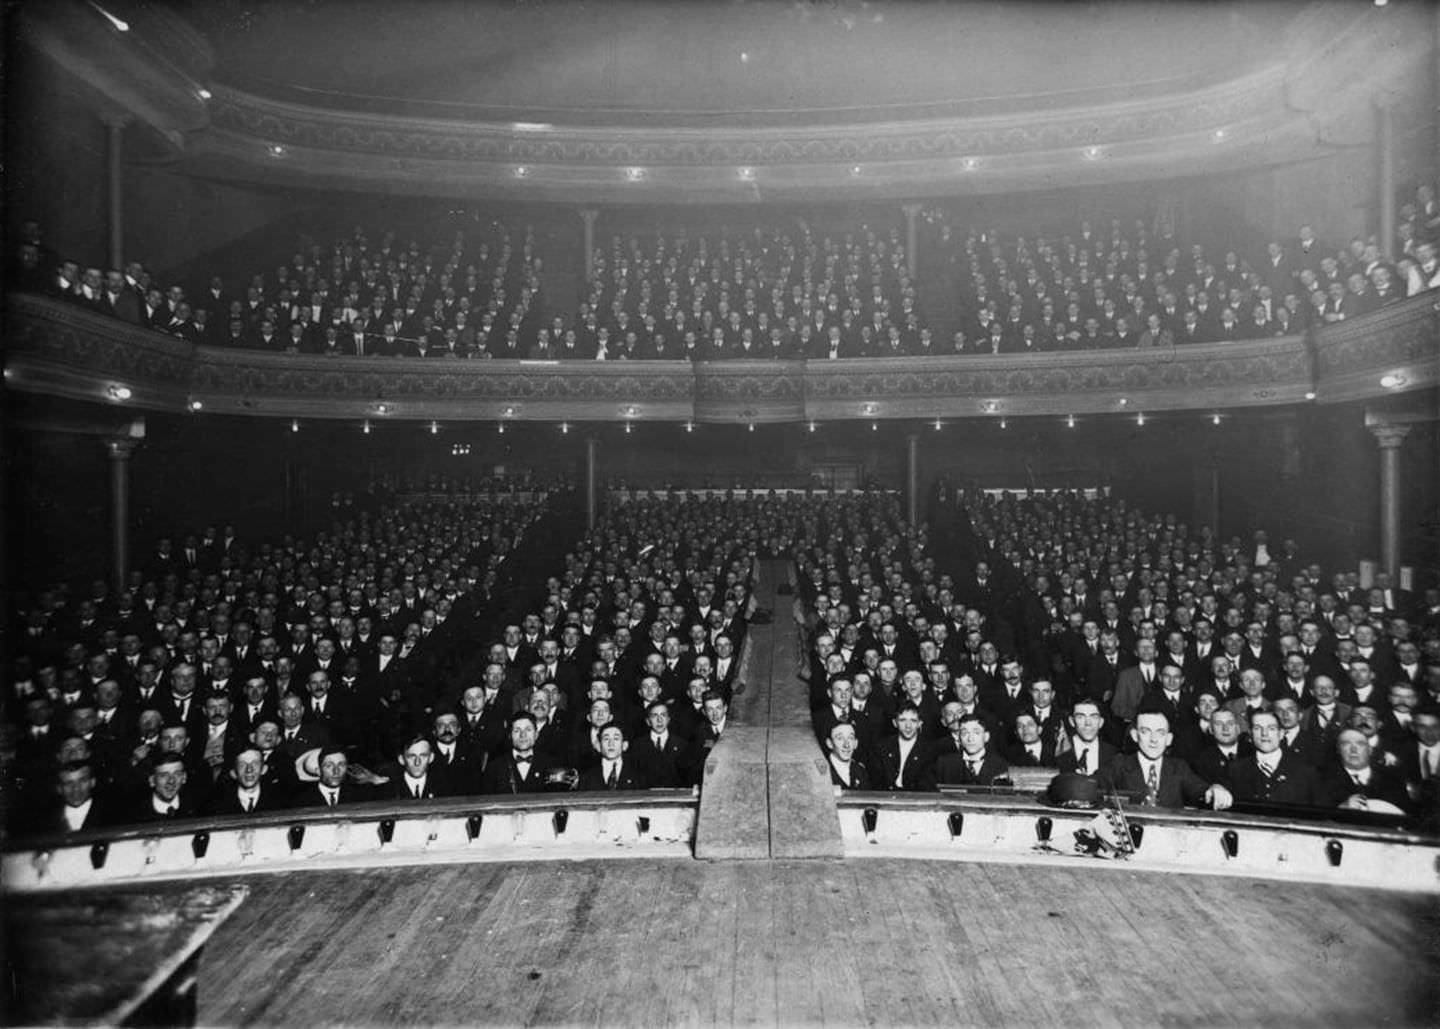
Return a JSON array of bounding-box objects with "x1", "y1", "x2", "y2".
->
[{"x1": 7, "y1": 292, "x2": 1435, "y2": 424}]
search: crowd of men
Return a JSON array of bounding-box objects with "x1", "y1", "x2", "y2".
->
[
  {"x1": 928, "y1": 185, "x2": 1435, "y2": 354},
  {"x1": 7, "y1": 490, "x2": 759, "y2": 835},
  {"x1": 12, "y1": 180, "x2": 1436, "y2": 361},
  {"x1": 804, "y1": 489, "x2": 1440, "y2": 824}
]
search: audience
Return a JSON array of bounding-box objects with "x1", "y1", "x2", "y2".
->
[
  {"x1": 13, "y1": 179, "x2": 1436, "y2": 363},
  {"x1": 798, "y1": 486, "x2": 1440, "y2": 825}
]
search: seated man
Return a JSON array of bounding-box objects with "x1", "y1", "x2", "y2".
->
[
  {"x1": 290, "y1": 745, "x2": 373, "y2": 807},
  {"x1": 378, "y1": 736, "x2": 445, "y2": 800},
  {"x1": 1228, "y1": 710, "x2": 1320, "y2": 807},
  {"x1": 206, "y1": 747, "x2": 288, "y2": 815},
  {"x1": 1320, "y1": 728, "x2": 1410, "y2": 813},
  {"x1": 1056, "y1": 699, "x2": 1114, "y2": 776},
  {"x1": 577, "y1": 723, "x2": 647, "y2": 790},
  {"x1": 628, "y1": 700, "x2": 692, "y2": 787},
  {"x1": 1003, "y1": 711, "x2": 1056, "y2": 767},
  {"x1": 933, "y1": 713, "x2": 1010, "y2": 786},
  {"x1": 480, "y1": 712, "x2": 552, "y2": 794},
  {"x1": 29, "y1": 759, "x2": 117, "y2": 834},
  {"x1": 873, "y1": 705, "x2": 937, "y2": 791},
  {"x1": 1096, "y1": 711, "x2": 1233, "y2": 810},
  {"x1": 825, "y1": 722, "x2": 873, "y2": 790},
  {"x1": 129, "y1": 752, "x2": 200, "y2": 821}
]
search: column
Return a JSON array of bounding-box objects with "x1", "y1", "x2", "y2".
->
[
  {"x1": 106, "y1": 438, "x2": 138, "y2": 589},
  {"x1": 1376, "y1": 101, "x2": 1396, "y2": 262},
  {"x1": 1192, "y1": 456, "x2": 1220, "y2": 536},
  {"x1": 1371, "y1": 425, "x2": 1409, "y2": 579},
  {"x1": 902, "y1": 203, "x2": 922, "y2": 282},
  {"x1": 906, "y1": 433, "x2": 920, "y2": 528},
  {"x1": 585, "y1": 435, "x2": 598, "y2": 531},
  {"x1": 105, "y1": 116, "x2": 128, "y2": 271},
  {"x1": 579, "y1": 208, "x2": 599, "y2": 282}
]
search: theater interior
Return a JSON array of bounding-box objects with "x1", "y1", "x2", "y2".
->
[{"x1": 4, "y1": 1, "x2": 1440, "y2": 1025}]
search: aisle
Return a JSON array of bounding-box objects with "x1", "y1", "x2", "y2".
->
[{"x1": 695, "y1": 559, "x2": 842, "y2": 859}]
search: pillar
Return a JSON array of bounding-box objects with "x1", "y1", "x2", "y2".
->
[
  {"x1": 579, "y1": 208, "x2": 599, "y2": 282},
  {"x1": 1376, "y1": 101, "x2": 1396, "y2": 261},
  {"x1": 906, "y1": 433, "x2": 920, "y2": 528},
  {"x1": 1193, "y1": 456, "x2": 1220, "y2": 537},
  {"x1": 105, "y1": 116, "x2": 128, "y2": 271},
  {"x1": 585, "y1": 435, "x2": 598, "y2": 531},
  {"x1": 902, "y1": 203, "x2": 922, "y2": 282},
  {"x1": 106, "y1": 438, "x2": 137, "y2": 589},
  {"x1": 1371, "y1": 424, "x2": 1409, "y2": 579}
]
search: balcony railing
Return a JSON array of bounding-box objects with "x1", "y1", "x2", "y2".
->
[{"x1": 6, "y1": 291, "x2": 1437, "y2": 422}]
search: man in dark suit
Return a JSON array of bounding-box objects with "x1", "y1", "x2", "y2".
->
[
  {"x1": 128, "y1": 752, "x2": 202, "y2": 822},
  {"x1": 275, "y1": 694, "x2": 332, "y2": 767},
  {"x1": 205, "y1": 747, "x2": 288, "y2": 815},
  {"x1": 1189, "y1": 707, "x2": 1253, "y2": 789},
  {"x1": 481, "y1": 712, "x2": 552, "y2": 794},
  {"x1": 933, "y1": 713, "x2": 1010, "y2": 786},
  {"x1": 289, "y1": 746, "x2": 374, "y2": 808},
  {"x1": 26, "y1": 760, "x2": 118, "y2": 834},
  {"x1": 429, "y1": 711, "x2": 485, "y2": 796},
  {"x1": 825, "y1": 722, "x2": 873, "y2": 790},
  {"x1": 1229, "y1": 711, "x2": 1320, "y2": 807},
  {"x1": 1003, "y1": 712, "x2": 1057, "y2": 768},
  {"x1": 1096, "y1": 711, "x2": 1233, "y2": 810},
  {"x1": 1320, "y1": 728, "x2": 1410, "y2": 812},
  {"x1": 378, "y1": 736, "x2": 447, "y2": 800},
  {"x1": 1055, "y1": 699, "x2": 1115, "y2": 776},
  {"x1": 577, "y1": 724, "x2": 648, "y2": 791},
  {"x1": 629, "y1": 700, "x2": 692, "y2": 788},
  {"x1": 873, "y1": 705, "x2": 937, "y2": 791}
]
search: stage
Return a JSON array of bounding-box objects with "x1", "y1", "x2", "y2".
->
[{"x1": 142, "y1": 859, "x2": 1440, "y2": 1026}]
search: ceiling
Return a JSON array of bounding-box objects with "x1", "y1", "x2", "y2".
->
[{"x1": 172, "y1": 0, "x2": 1301, "y2": 126}]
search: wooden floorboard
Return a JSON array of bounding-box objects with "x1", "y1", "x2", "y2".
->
[{"x1": 174, "y1": 860, "x2": 1439, "y2": 1027}]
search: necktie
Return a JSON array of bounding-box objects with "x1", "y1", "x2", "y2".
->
[
  {"x1": 413, "y1": 783, "x2": 422, "y2": 799},
  {"x1": 1259, "y1": 760, "x2": 1275, "y2": 780},
  {"x1": 327, "y1": 790, "x2": 337, "y2": 806},
  {"x1": 607, "y1": 763, "x2": 619, "y2": 788},
  {"x1": 1077, "y1": 747, "x2": 1089, "y2": 773},
  {"x1": 969, "y1": 760, "x2": 981, "y2": 777},
  {"x1": 1145, "y1": 763, "x2": 1159, "y2": 803},
  {"x1": 653, "y1": 735, "x2": 663, "y2": 748},
  {"x1": 245, "y1": 795, "x2": 255, "y2": 812}
]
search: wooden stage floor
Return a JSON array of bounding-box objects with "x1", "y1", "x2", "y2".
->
[{"x1": 175, "y1": 859, "x2": 1440, "y2": 1027}]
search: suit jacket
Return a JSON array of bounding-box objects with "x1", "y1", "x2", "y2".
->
[
  {"x1": 376, "y1": 774, "x2": 447, "y2": 801},
  {"x1": 1095, "y1": 754, "x2": 1217, "y2": 809},
  {"x1": 828, "y1": 757, "x2": 873, "y2": 790},
  {"x1": 24, "y1": 796, "x2": 121, "y2": 835},
  {"x1": 1056, "y1": 739, "x2": 1116, "y2": 776},
  {"x1": 933, "y1": 750, "x2": 1011, "y2": 786},
  {"x1": 204, "y1": 782, "x2": 288, "y2": 816},
  {"x1": 480, "y1": 752, "x2": 552, "y2": 794},
  {"x1": 577, "y1": 759, "x2": 648, "y2": 791},
  {"x1": 1318, "y1": 765, "x2": 1410, "y2": 811},
  {"x1": 1229, "y1": 753, "x2": 1321, "y2": 807},
  {"x1": 1003, "y1": 739, "x2": 1058, "y2": 768},
  {"x1": 629, "y1": 731, "x2": 693, "y2": 788},
  {"x1": 1191, "y1": 740, "x2": 1253, "y2": 789},
  {"x1": 288, "y1": 782, "x2": 375, "y2": 808},
  {"x1": 872, "y1": 736, "x2": 937, "y2": 791}
]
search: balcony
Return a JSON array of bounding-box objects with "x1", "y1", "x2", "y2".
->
[{"x1": 6, "y1": 291, "x2": 1437, "y2": 424}]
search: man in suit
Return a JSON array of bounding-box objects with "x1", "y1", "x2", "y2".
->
[
  {"x1": 826, "y1": 722, "x2": 873, "y2": 790},
  {"x1": 481, "y1": 712, "x2": 552, "y2": 794},
  {"x1": 1096, "y1": 711, "x2": 1233, "y2": 810},
  {"x1": 873, "y1": 705, "x2": 937, "y2": 791},
  {"x1": 1003, "y1": 712, "x2": 1057, "y2": 768},
  {"x1": 205, "y1": 747, "x2": 288, "y2": 815},
  {"x1": 1320, "y1": 728, "x2": 1410, "y2": 812},
  {"x1": 429, "y1": 710, "x2": 485, "y2": 796},
  {"x1": 577, "y1": 723, "x2": 648, "y2": 791},
  {"x1": 27, "y1": 760, "x2": 117, "y2": 834},
  {"x1": 1230, "y1": 710, "x2": 1321, "y2": 807},
  {"x1": 933, "y1": 712, "x2": 1010, "y2": 786},
  {"x1": 629, "y1": 700, "x2": 692, "y2": 787},
  {"x1": 290, "y1": 745, "x2": 373, "y2": 808},
  {"x1": 378, "y1": 736, "x2": 447, "y2": 800},
  {"x1": 129, "y1": 752, "x2": 202, "y2": 821},
  {"x1": 1110, "y1": 638, "x2": 1164, "y2": 726},
  {"x1": 1190, "y1": 706, "x2": 1252, "y2": 788},
  {"x1": 1056, "y1": 699, "x2": 1115, "y2": 776}
]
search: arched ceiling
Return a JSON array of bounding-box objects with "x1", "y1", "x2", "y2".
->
[
  {"x1": 182, "y1": 0, "x2": 1299, "y2": 126},
  {"x1": 17, "y1": 0, "x2": 1433, "y2": 204}
]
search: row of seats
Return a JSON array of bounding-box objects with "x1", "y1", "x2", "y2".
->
[
  {"x1": 6, "y1": 488, "x2": 764, "y2": 836},
  {"x1": 801, "y1": 486, "x2": 1440, "y2": 821},
  {"x1": 12, "y1": 178, "x2": 1436, "y2": 360}
]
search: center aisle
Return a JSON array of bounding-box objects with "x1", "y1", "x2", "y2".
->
[{"x1": 695, "y1": 560, "x2": 843, "y2": 860}]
